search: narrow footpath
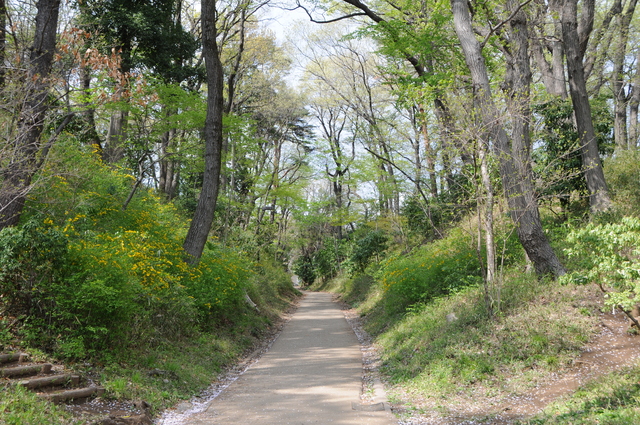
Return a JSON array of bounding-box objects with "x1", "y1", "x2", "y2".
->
[{"x1": 185, "y1": 291, "x2": 397, "y2": 425}]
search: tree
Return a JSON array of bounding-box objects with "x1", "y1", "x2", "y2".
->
[
  {"x1": 305, "y1": 0, "x2": 565, "y2": 276},
  {"x1": 0, "y1": 0, "x2": 62, "y2": 229},
  {"x1": 182, "y1": 0, "x2": 225, "y2": 263},
  {"x1": 450, "y1": 0, "x2": 565, "y2": 276},
  {"x1": 560, "y1": 0, "x2": 613, "y2": 213},
  {"x1": 79, "y1": 0, "x2": 201, "y2": 163}
]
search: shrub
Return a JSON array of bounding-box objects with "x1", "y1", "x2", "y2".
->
[
  {"x1": 293, "y1": 255, "x2": 315, "y2": 286},
  {"x1": 313, "y1": 237, "x2": 344, "y2": 282},
  {"x1": 0, "y1": 218, "x2": 68, "y2": 318},
  {"x1": 605, "y1": 149, "x2": 640, "y2": 216},
  {"x1": 379, "y1": 228, "x2": 481, "y2": 314},
  {"x1": 560, "y1": 217, "x2": 640, "y2": 311},
  {"x1": 349, "y1": 229, "x2": 388, "y2": 273},
  {"x1": 184, "y1": 243, "x2": 254, "y2": 324}
]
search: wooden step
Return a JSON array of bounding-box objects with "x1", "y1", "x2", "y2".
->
[
  {"x1": 16, "y1": 374, "x2": 80, "y2": 389},
  {"x1": 0, "y1": 353, "x2": 28, "y2": 364},
  {"x1": 39, "y1": 386, "x2": 105, "y2": 403},
  {"x1": 0, "y1": 363, "x2": 52, "y2": 377}
]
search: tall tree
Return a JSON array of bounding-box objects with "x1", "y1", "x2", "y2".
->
[
  {"x1": 80, "y1": 0, "x2": 200, "y2": 163},
  {"x1": 182, "y1": 0, "x2": 225, "y2": 263},
  {"x1": 0, "y1": 0, "x2": 62, "y2": 228},
  {"x1": 561, "y1": 0, "x2": 612, "y2": 212},
  {"x1": 450, "y1": 0, "x2": 566, "y2": 276}
]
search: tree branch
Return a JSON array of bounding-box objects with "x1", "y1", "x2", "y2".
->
[
  {"x1": 286, "y1": 2, "x2": 368, "y2": 24},
  {"x1": 480, "y1": 0, "x2": 534, "y2": 49}
]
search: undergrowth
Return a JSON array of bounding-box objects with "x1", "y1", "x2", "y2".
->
[
  {"x1": 0, "y1": 141, "x2": 301, "y2": 422},
  {"x1": 326, "y1": 217, "x2": 609, "y2": 422}
]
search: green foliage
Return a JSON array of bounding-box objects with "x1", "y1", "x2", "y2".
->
[
  {"x1": 349, "y1": 228, "x2": 389, "y2": 273},
  {"x1": 605, "y1": 149, "x2": 640, "y2": 215},
  {"x1": 375, "y1": 275, "x2": 594, "y2": 394},
  {"x1": 81, "y1": 0, "x2": 202, "y2": 83},
  {"x1": 559, "y1": 217, "x2": 640, "y2": 311},
  {"x1": 312, "y1": 237, "x2": 345, "y2": 282},
  {"x1": 379, "y1": 228, "x2": 481, "y2": 314},
  {"x1": 533, "y1": 97, "x2": 613, "y2": 216},
  {"x1": 0, "y1": 384, "x2": 84, "y2": 425},
  {"x1": 401, "y1": 195, "x2": 443, "y2": 239},
  {"x1": 2, "y1": 139, "x2": 283, "y2": 360},
  {"x1": 0, "y1": 218, "x2": 68, "y2": 318},
  {"x1": 185, "y1": 243, "x2": 254, "y2": 323},
  {"x1": 293, "y1": 255, "x2": 316, "y2": 286}
]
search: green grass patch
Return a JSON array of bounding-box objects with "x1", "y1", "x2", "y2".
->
[
  {"x1": 376, "y1": 273, "x2": 595, "y2": 394},
  {"x1": 325, "y1": 261, "x2": 601, "y2": 420},
  {"x1": 0, "y1": 385, "x2": 86, "y2": 425},
  {"x1": 524, "y1": 365, "x2": 640, "y2": 424}
]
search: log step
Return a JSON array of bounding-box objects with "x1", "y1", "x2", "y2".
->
[
  {"x1": 0, "y1": 363, "x2": 52, "y2": 377},
  {"x1": 39, "y1": 386, "x2": 106, "y2": 403},
  {"x1": 0, "y1": 353, "x2": 28, "y2": 364},
  {"x1": 17, "y1": 374, "x2": 80, "y2": 389}
]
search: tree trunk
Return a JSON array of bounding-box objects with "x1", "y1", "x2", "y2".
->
[
  {"x1": 561, "y1": 0, "x2": 612, "y2": 213},
  {"x1": 0, "y1": 0, "x2": 6, "y2": 89},
  {"x1": 159, "y1": 127, "x2": 179, "y2": 200},
  {"x1": 630, "y1": 49, "x2": 640, "y2": 148},
  {"x1": 104, "y1": 109, "x2": 128, "y2": 163},
  {"x1": 532, "y1": 0, "x2": 568, "y2": 98},
  {"x1": 80, "y1": 66, "x2": 102, "y2": 149},
  {"x1": 478, "y1": 140, "x2": 497, "y2": 317},
  {"x1": 451, "y1": 0, "x2": 566, "y2": 277},
  {"x1": 182, "y1": 0, "x2": 224, "y2": 264},
  {"x1": 419, "y1": 111, "x2": 439, "y2": 198},
  {"x1": 0, "y1": 0, "x2": 61, "y2": 229},
  {"x1": 611, "y1": 0, "x2": 638, "y2": 152}
]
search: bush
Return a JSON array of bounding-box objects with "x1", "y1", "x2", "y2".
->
[
  {"x1": 313, "y1": 237, "x2": 345, "y2": 282},
  {"x1": 0, "y1": 218, "x2": 68, "y2": 318},
  {"x1": 379, "y1": 228, "x2": 481, "y2": 314},
  {"x1": 293, "y1": 255, "x2": 315, "y2": 286},
  {"x1": 349, "y1": 228, "x2": 388, "y2": 273},
  {"x1": 560, "y1": 217, "x2": 640, "y2": 311},
  {"x1": 184, "y1": 243, "x2": 254, "y2": 324},
  {"x1": 605, "y1": 149, "x2": 640, "y2": 216}
]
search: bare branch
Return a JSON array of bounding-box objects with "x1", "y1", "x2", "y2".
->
[{"x1": 284, "y1": 2, "x2": 368, "y2": 24}]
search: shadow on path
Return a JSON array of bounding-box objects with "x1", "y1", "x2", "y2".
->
[{"x1": 185, "y1": 291, "x2": 396, "y2": 425}]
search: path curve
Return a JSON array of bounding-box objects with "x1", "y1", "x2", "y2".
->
[{"x1": 185, "y1": 291, "x2": 397, "y2": 425}]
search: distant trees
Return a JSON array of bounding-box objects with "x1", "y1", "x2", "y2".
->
[{"x1": 0, "y1": 0, "x2": 635, "y2": 277}]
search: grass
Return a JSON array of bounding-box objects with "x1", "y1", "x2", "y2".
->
[
  {"x1": 378, "y1": 273, "x2": 599, "y2": 412},
  {"x1": 94, "y1": 330, "x2": 260, "y2": 411},
  {"x1": 328, "y1": 258, "x2": 604, "y2": 422},
  {"x1": 0, "y1": 385, "x2": 86, "y2": 425},
  {"x1": 523, "y1": 365, "x2": 640, "y2": 424}
]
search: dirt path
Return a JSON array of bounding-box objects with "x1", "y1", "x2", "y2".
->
[
  {"x1": 396, "y1": 310, "x2": 640, "y2": 424},
  {"x1": 176, "y1": 291, "x2": 396, "y2": 425},
  {"x1": 497, "y1": 311, "x2": 640, "y2": 421}
]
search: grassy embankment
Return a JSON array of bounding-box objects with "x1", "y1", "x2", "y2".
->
[
  {"x1": 316, "y1": 212, "x2": 640, "y2": 424},
  {"x1": 0, "y1": 142, "x2": 300, "y2": 424},
  {"x1": 1, "y1": 275, "x2": 298, "y2": 425}
]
